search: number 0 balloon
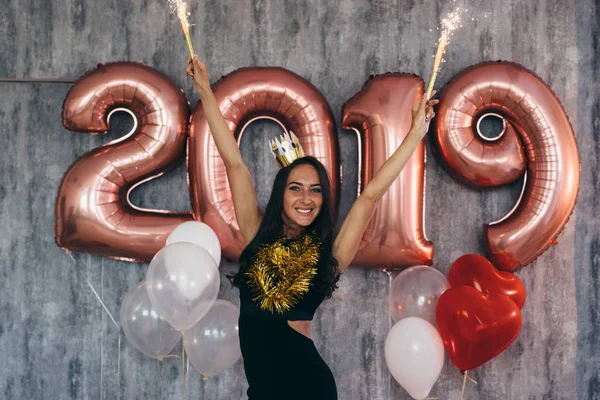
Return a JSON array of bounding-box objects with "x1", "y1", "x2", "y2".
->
[{"x1": 188, "y1": 67, "x2": 340, "y2": 261}]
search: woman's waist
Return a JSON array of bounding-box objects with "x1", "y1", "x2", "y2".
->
[
  {"x1": 240, "y1": 301, "x2": 314, "y2": 321},
  {"x1": 238, "y1": 313, "x2": 314, "y2": 348}
]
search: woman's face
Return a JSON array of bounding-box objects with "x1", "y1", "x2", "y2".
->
[{"x1": 282, "y1": 164, "x2": 323, "y2": 231}]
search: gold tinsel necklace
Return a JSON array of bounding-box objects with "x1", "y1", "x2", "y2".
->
[{"x1": 244, "y1": 230, "x2": 321, "y2": 314}]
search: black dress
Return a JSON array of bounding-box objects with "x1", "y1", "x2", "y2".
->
[{"x1": 238, "y1": 258, "x2": 338, "y2": 400}]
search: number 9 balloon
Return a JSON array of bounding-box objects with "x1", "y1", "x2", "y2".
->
[{"x1": 432, "y1": 61, "x2": 580, "y2": 271}]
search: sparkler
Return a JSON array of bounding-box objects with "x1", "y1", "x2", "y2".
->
[
  {"x1": 168, "y1": 0, "x2": 195, "y2": 59},
  {"x1": 425, "y1": 8, "x2": 464, "y2": 99}
]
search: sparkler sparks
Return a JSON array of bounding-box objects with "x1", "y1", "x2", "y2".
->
[
  {"x1": 425, "y1": 7, "x2": 465, "y2": 99},
  {"x1": 168, "y1": 0, "x2": 195, "y2": 59}
]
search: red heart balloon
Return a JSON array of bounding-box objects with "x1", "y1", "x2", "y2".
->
[
  {"x1": 436, "y1": 286, "x2": 522, "y2": 371},
  {"x1": 449, "y1": 254, "x2": 526, "y2": 308}
]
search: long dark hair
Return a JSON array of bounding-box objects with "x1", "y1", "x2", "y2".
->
[{"x1": 226, "y1": 156, "x2": 340, "y2": 298}]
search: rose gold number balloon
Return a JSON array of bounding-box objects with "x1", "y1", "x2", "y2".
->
[
  {"x1": 342, "y1": 74, "x2": 433, "y2": 269},
  {"x1": 432, "y1": 62, "x2": 580, "y2": 271},
  {"x1": 56, "y1": 62, "x2": 193, "y2": 262},
  {"x1": 188, "y1": 67, "x2": 340, "y2": 260}
]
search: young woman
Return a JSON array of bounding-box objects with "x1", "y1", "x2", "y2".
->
[{"x1": 186, "y1": 57, "x2": 437, "y2": 400}]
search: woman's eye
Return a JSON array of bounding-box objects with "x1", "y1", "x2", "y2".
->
[
  {"x1": 311, "y1": 188, "x2": 322, "y2": 193},
  {"x1": 289, "y1": 186, "x2": 300, "y2": 192}
]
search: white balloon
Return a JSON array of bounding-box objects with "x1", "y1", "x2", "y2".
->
[
  {"x1": 389, "y1": 266, "x2": 449, "y2": 325},
  {"x1": 184, "y1": 300, "x2": 241, "y2": 377},
  {"x1": 147, "y1": 242, "x2": 220, "y2": 331},
  {"x1": 166, "y1": 221, "x2": 221, "y2": 266},
  {"x1": 120, "y1": 281, "x2": 181, "y2": 358},
  {"x1": 385, "y1": 317, "x2": 445, "y2": 399}
]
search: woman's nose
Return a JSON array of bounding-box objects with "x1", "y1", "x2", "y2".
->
[{"x1": 302, "y1": 190, "x2": 312, "y2": 202}]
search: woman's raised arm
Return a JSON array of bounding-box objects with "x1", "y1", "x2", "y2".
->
[
  {"x1": 187, "y1": 57, "x2": 262, "y2": 243},
  {"x1": 332, "y1": 94, "x2": 438, "y2": 272}
]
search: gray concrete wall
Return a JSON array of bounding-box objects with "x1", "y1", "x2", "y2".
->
[{"x1": 0, "y1": 0, "x2": 598, "y2": 399}]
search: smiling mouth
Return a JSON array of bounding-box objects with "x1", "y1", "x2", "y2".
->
[{"x1": 295, "y1": 208, "x2": 314, "y2": 216}]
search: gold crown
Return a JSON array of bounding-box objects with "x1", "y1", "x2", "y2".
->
[{"x1": 269, "y1": 130, "x2": 305, "y2": 169}]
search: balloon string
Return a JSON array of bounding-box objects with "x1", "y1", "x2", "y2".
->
[
  {"x1": 181, "y1": 331, "x2": 185, "y2": 400},
  {"x1": 384, "y1": 268, "x2": 393, "y2": 289},
  {"x1": 157, "y1": 359, "x2": 164, "y2": 400},
  {"x1": 466, "y1": 373, "x2": 478, "y2": 385},
  {"x1": 202, "y1": 372, "x2": 209, "y2": 400},
  {"x1": 100, "y1": 258, "x2": 104, "y2": 399},
  {"x1": 185, "y1": 354, "x2": 190, "y2": 399},
  {"x1": 459, "y1": 371, "x2": 477, "y2": 400},
  {"x1": 159, "y1": 326, "x2": 175, "y2": 344},
  {"x1": 83, "y1": 275, "x2": 120, "y2": 328},
  {"x1": 68, "y1": 253, "x2": 121, "y2": 399},
  {"x1": 460, "y1": 371, "x2": 468, "y2": 400},
  {"x1": 69, "y1": 252, "x2": 119, "y2": 330},
  {"x1": 383, "y1": 268, "x2": 393, "y2": 397},
  {"x1": 117, "y1": 331, "x2": 121, "y2": 400},
  {"x1": 383, "y1": 269, "x2": 393, "y2": 321},
  {"x1": 161, "y1": 354, "x2": 181, "y2": 360}
]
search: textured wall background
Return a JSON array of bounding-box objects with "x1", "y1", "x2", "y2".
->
[{"x1": 0, "y1": 0, "x2": 598, "y2": 399}]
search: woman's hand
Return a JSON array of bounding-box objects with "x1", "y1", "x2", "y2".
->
[
  {"x1": 186, "y1": 56, "x2": 211, "y2": 94},
  {"x1": 409, "y1": 91, "x2": 439, "y2": 139}
]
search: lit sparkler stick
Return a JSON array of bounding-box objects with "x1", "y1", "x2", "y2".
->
[
  {"x1": 169, "y1": 0, "x2": 195, "y2": 59},
  {"x1": 425, "y1": 8, "x2": 463, "y2": 99}
]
